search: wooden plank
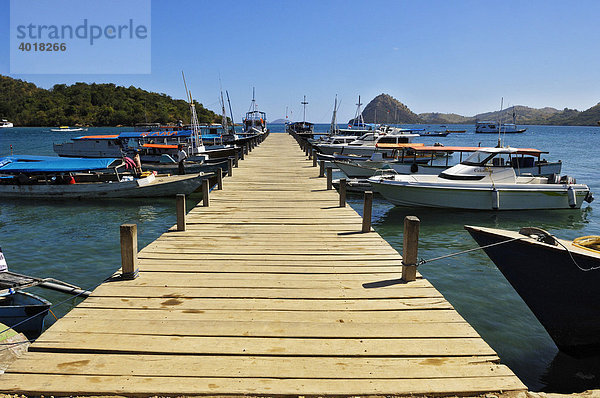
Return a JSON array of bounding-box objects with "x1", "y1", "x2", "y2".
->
[
  {"x1": 32, "y1": 332, "x2": 497, "y2": 356},
  {"x1": 75, "y1": 297, "x2": 454, "y2": 311},
  {"x1": 8, "y1": 352, "x2": 508, "y2": 378},
  {"x1": 0, "y1": 374, "x2": 526, "y2": 396},
  {"x1": 63, "y1": 308, "x2": 467, "y2": 323}
]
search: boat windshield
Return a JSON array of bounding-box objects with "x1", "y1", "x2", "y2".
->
[
  {"x1": 357, "y1": 134, "x2": 376, "y2": 141},
  {"x1": 462, "y1": 151, "x2": 496, "y2": 166}
]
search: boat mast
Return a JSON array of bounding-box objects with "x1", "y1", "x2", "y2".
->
[
  {"x1": 354, "y1": 95, "x2": 364, "y2": 127},
  {"x1": 330, "y1": 95, "x2": 339, "y2": 136},
  {"x1": 226, "y1": 90, "x2": 235, "y2": 134},
  {"x1": 301, "y1": 95, "x2": 308, "y2": 127},
  {"x1": 497, "y1": 97, "x2": 503, "y2": 147},
  {"x1": 182, "y1": 71, "x2": 202, "y2": 152}
]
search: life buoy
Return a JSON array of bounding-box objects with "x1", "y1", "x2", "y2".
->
[{"x1": 410, "y1": 163, "x2": 418, "y2": 173}]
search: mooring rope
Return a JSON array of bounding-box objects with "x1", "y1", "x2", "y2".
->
[{"x1": 417, "y1": 237, "x2": 524, "y2": 266}]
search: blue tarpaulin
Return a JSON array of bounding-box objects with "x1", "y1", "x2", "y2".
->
[
  {"x1": 118, "y1": 130, "x2": 192, "y2": 139},
  {"x1": 0, "y1": 156, "x2": 121, "y2": 173}
]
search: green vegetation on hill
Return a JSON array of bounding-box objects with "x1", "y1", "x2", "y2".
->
[{"x1": 0, "y1": 75, "x2": 221, "y2": 127}]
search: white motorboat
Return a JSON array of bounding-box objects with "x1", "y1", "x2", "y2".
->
[
  {"x1": 316, "y1": 130, "x2": 420, "y2": 156},
  {"x1": 475, "y1": 121, "x2": 526, "y2": 134},
  {"x1": 49, "y1": 126, "x2": 88, "y2": 132},
  {"x1": 242, "y1": 88, "x2": 267, "y2": 136},
  {"x1": 335, "y1": 146, "x2": 562, "y2": 178},
  {"x1": 368, "y1": 147, "x2": 593, "y2": 210},
  {"x1": 0, "y1": 119, "x2": 13, "y2": 128}
]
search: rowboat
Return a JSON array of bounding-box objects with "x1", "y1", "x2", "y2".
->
[
  {"x1": 0, "y1": 155, "x2": 209, "y2": 199},
  {"x1": 368, "y1": 147, "x2": 593, "y2": 210},
  {"x1": 466, "y1": 225, "x2": 600, "y2": 356}
]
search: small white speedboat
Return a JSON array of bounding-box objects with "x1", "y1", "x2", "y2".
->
[
  {"x1": 368, "y1": 147, "x2": 594, "y2": 210},
  {"x1": 0, "y1": 119, "x2": 13, "y2": 128},
  {"x1": 50, "y1": 126, "x2": 87, "y2": 132}
]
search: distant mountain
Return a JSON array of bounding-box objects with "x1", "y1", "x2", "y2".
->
[
  {"x1": 351, "y1": 94, "x2": 422, "y2": 124},
  {"x1": 271, "y1": 118, "x2": 287, "y2": 124},
  {"x1": 419, "y1": 113, "x2": 474, "y2": 124}
]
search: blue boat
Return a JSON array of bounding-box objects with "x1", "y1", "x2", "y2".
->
[{"x1": 0, "y1": 291, "x2": 50, "y2": 338}]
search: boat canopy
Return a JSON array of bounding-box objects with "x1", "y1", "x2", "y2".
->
[
  {"x1": 118, "y1": 130, "x2": 192, "y2": 139},
  {"x1": 0, "y1": 156, "x2": 121, "y2": 174},
  {"x1": 406, "y1": 146, "x2": 547, "y2": 156}
]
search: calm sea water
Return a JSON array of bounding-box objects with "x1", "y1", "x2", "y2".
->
[{"x1": 1, "y1": 124, "x2": 599, "y2": 392}]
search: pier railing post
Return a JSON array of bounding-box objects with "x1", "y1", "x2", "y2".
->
[
  {"x1": 202, "y1": 179, "x2": 210, "y2": 207},
  {"x1": 362, "y1": 191, "x2": 373, "y2": 233},
  {"x1": 120, "y1": 224, "x2": 139, "y2": 280},
  {"x1": 326, "y1": 167, "x2": 333, "y2": 190},
  {"x1": 240, "y1": 146, "x2": 245, "y2": 160},
  {"x1": 402, "y1": 216, "x2": 420, "y2": 282},
  {"x1": 228, "y1": 157, "x2": 233, "y2": 176},
  {"x1": 308, "y1": 146, "x2": 313, "y2": 160},
  {"x1": 312, "y1": 150, "x2": 317, "y2": 167},
  {"x1": 217, "y1": 167, "x2": 223, "y2": 190},
  {"x1": 319, "y1": 161, "x2": 325, "y2": 177},
  {"x1": 339, "y1": 178, "x2": 347, "y2": 207},
  {"x1": 234, "y1": 152, "x2": 239, "y2": 168},
  {"x1": 176, "y1": 194, "x2": 186, "y2": 231}
]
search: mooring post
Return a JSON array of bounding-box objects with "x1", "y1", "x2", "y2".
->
[
  {"x1": 228, "y1": 157, "x2": 233, "y2": 177},
  {"x1": 326, "y1": 167, "x2": 333, "y2": 190},
  {"x1": 234, "y1": 152, "x2": 239, "y2": 168},
  {"x1": 339, "y1": 178, "x2": 347, "y2": 207},
  {"x1": 176, "y1": 194, "x2": 186, "y2": 231},
  {"x1": 308, "y1": 146, "x2": 313, "y2": 160},
  {"x1": 240, "y1": 146, "x2": 245, "y2": 160},
  {"x1": 202, "y1": 179, "x2": 210, "y2": 207},
  {"x1": 120, "y1": 224, "x2": 138, "y2": 280},
  {"x1": 402, "y1": 216, "x2": 420, "y2": 282},
  {"x1": 362, "y1": 191, "x2": 373, "y2": 233},
  {"x1": 319, "y1": 160, "x2": 325, "y2": 177},
  {"x1": 312, "y1": 150, "x2": 317, "y2": 167},
  {"x1": 217, "y1": 167, "x2": 223, "y2": 190}
]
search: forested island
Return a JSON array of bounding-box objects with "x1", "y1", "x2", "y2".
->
[{"x1": 0, "y1": 75, "x2": 221, "y2": 127}]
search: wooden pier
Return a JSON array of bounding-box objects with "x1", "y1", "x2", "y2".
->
[{"x1": 0, "y1": 133, "x2": 526, "y2": 396}]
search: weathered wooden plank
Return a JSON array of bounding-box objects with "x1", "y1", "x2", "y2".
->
[
  {"x1": 32, "y1": 332, "x2": 496, "y2": 356},
  {"x1": 63, "y1": 308, "x2": 466, "y2": 323},
  {"x1": 8, "y1": 352, "x2": 508, "y2": 378},
  {"x1": 76, "y1": 297, "x2": 454, "y2": 311},
  {"x1": 0, "y1": 374, "x2": 526, "y2": 396},
  {"x1": 47, "y1": 319, "x2": 479, "y2": 338}
]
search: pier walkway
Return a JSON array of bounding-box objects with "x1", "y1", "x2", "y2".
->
[{"x1": 0, "y1": 133, "x2": 526, "y2": 396}]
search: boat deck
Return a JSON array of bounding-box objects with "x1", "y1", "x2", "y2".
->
[{"x1": 0, "y1": 133, "x2": 526, "y2": 396}]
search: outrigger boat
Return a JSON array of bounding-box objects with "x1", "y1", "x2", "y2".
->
[
  {"x1": 368, "y1": 147, "x2": 593, "y2": 210},
  {"x1": 466, "y1": 226, "x2": 600, "y2": 356},
  {"x1": 0, "y1": 155, "x2": 209, "y2": 199}
]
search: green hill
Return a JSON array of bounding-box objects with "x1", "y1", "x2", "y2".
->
[{"x1": 0, "y1": 75, "x2": 221, "y2": 127}]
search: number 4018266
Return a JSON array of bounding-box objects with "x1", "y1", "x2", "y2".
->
[{"x1": 18, "y1": 42, "x2": 66, "y2": 51}]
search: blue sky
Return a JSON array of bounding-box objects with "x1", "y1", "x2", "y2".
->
[{"x1": 2, "y1": 0, "x2": 600, "y2": 123}]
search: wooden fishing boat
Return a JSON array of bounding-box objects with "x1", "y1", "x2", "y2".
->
[
  {"x1": 465, "y1": 225, "x2": 600, "y2": 356},
  {"x1": 0, "y1": 155, "x2": 209, "y2": 199},
  {"x1": 0, "y1": 291, "x2": 50, "y2": 338}
]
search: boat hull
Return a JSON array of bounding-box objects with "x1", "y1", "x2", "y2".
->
[
  {"x1": 369, "y1": 178, "x2": 589, "y2": 210},
  {"x1": 465, "y1": 226, "x2": 600, "y2": 356},
  {"x1": 0, "y1": 291, "x2": 50, "y2": 337},
  {"x1": 0, "y1": 173, "x2": 209, "y2": 199}
]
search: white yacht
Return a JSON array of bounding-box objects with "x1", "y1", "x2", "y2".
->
[
  {"x1": 368, "y1": 147, "x2": 593, "y2": 210},
  {"x1": 316, "y1": 130, "x2": 419, "y2": 156},
  {"x1": 0, "y1": 119, "x2": 14, "y2": 128}
]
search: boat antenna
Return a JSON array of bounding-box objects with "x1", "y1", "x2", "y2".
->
[
  {"x1": 301, "y1": 95, "x2": 308, "y2": 126},
  {"x1": 497, "y1": 97, "x2": 503, "y2": 147},
  {"x1": 182, "y1": 70, "x2": 202, "y2": 151},
  {"x1": 226, "y1": 90, "x2": 235, "y2": 133}
]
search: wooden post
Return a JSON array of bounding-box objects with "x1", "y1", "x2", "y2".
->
[
  {"x1": 326, "y1": 167, "x2": 333, "y2": 190},
  {"x1": 234, "y1": 152, "x2": 239, "y2": 168},
  {"x1": 308, "y1": 146, "x2": 313, "y2": 160},
  {"x1": 240, "y1": 146, "x2": 245, "y2": 160},
  {"x1": 312, "y1": 150, "x2": 317, "y2": 167},
  {"x1": 362, "y1": 191, "x2": 373, "y2": 233},
  {"x1": 244, "y1": 145, "x2": 248, "y2": 155},
  {"x1": 202, "y1": 179, "x2": 209, "y2": 207},
  {"x1": 319, "y1": 160, "x2": 325, "y2": 177},
  {"x1": 339, "y1": 178, "x2": 347, "y2": 207},
  {"x1": 120, "y1": 224, "x2": 138, "y2": 280},
  {"x1": 176, "y1": 194, "x2": 186, "y2": 231},
  {"x1": 217, "y1": 167, "x2": 223, "y2": 190},
  {"x1": 228, "y1": 157, "x2": 233, "y2": 176},
  {"x1": 402, "y1": 216, "x2": 420, "y2": 282}
]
